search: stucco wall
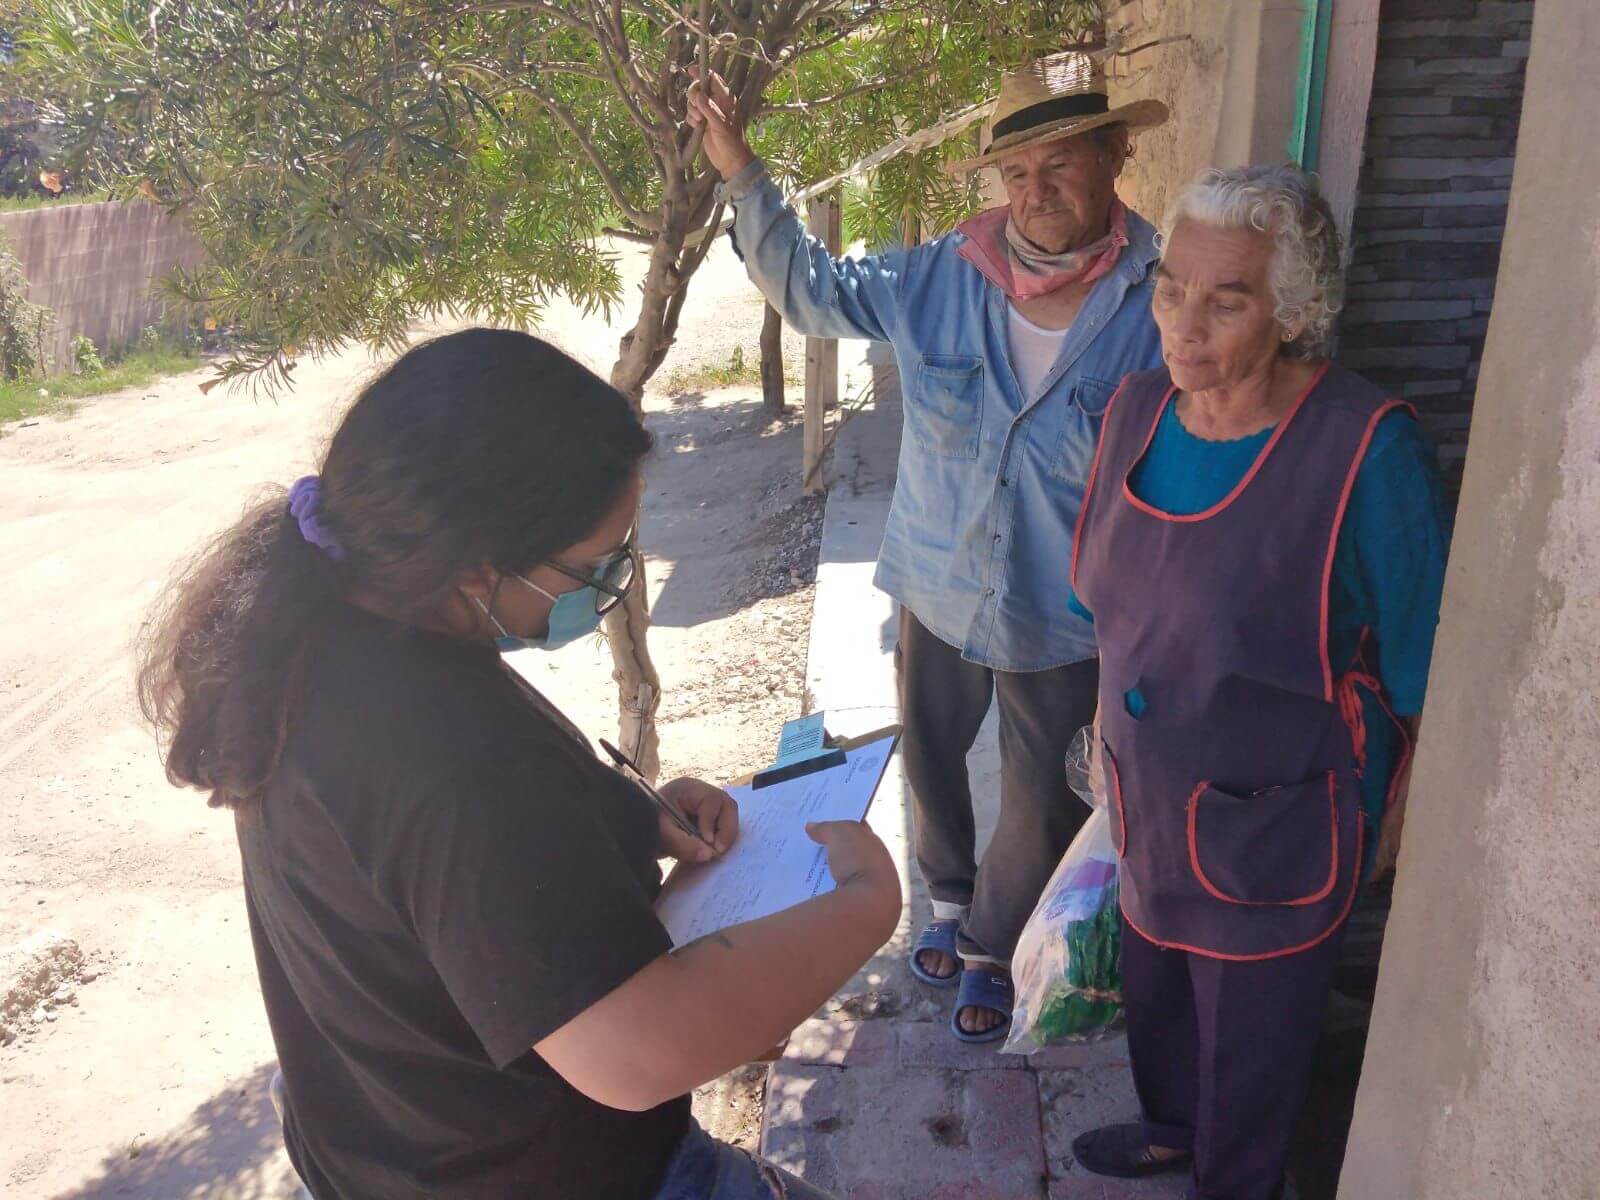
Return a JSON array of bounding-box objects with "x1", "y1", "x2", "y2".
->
[
  {"x1": 1106, "y1": 0, "x2": 1305, "y2": 227},
  {"x1": 0, "y1": 199, "x2": 204, "y2": 374},
  {"x1": 1338, "y1": 2, "x2": 1600, "y2": 1197}
]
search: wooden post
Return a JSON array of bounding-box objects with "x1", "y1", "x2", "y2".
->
[
  {"x1": 759, "y1": 301, "x2": 786, "y2": 415},
  {"x1": 803, "y1": 193, "x2": 841, "y2": 494}
]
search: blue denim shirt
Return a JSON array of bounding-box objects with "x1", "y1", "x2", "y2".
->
[{"x1": 721, "y1": 160, "x2": 1164, "y2": 670}]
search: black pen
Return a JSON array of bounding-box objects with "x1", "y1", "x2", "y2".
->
[{"x1": 598, "y1": 738, "x2": 718, "y2": 851}]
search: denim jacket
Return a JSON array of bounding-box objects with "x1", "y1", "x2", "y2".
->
[{"x1": 721, "y1": 161, "x2": 1164, "y2": 671}]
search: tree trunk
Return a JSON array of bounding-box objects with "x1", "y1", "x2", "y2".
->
[
  {"x1": 604, "y1": 224, "x2": 699, "y2": 782},
  {"x1": 759, "y1": 301, "x2": 786, "y2": 415}
]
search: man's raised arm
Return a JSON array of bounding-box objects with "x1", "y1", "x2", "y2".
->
[{"x1": 687, "y1": 68, "x2": 906, "y2": 345}]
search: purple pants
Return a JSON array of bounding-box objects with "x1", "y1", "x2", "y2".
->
[{"x1": 1122, "y1": 918, "x2": 1344, "y2": 1200}]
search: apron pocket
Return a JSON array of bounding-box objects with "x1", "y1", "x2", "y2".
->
[{"x1": 1187, "y1": 772, "x2": 1338, "y2": 906}]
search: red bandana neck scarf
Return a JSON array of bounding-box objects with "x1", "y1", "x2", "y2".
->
[{"x1": 956, "y1": 200, "x2": 1130, "y2": 301}]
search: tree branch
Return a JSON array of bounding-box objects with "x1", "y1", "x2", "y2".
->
[
  {"x1": 527, "y1": 86, "x2": 663, "y2": 230},
  {"x1": 455, "y1": 0, "x2": 600, "y2": 38},
  {"x1": 528, "y1": 60, "x2": 613, "y2": 82},
  {"x1": 758, "y1": 75, "x2": 898, "y2": 114},
  {"x1": 588, "y1": 12, "x2": 674, "y2": 136},
  {"x1": 602, "y1": 224, "x2": 658, "y2": 243}
]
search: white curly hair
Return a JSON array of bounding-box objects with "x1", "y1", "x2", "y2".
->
[{"x1": 1157, "y1": 164, "x2": 1345, "y2": 361}]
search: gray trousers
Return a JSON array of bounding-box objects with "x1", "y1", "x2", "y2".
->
[{"x1": 896, "y1": 608, "x2": 1100, "y2": 964}]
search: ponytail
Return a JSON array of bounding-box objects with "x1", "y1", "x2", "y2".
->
[{"x1": 137, "y1": 492, "x2": 343, "y2": 810}]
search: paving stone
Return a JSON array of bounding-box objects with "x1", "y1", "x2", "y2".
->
[
  {"x1": 894, "y1": 1020, "x2": 1132, "y2": 1073},
  {"x1": 783, "y1": 1017, "x2": 897, "y2": 1068},
  {"x1": 1038, "y1": 1067, "x2": 1187, "y2": 1198},
  {"x1": 763, "y1": 1062, "x2": 1046, "y2": 1200},
  {"x1": 1048, "y1": 1177, "x2": 1189, "y2": 1199},
  {"x1": 1027, "y1": 1035, "x2": 1136, "y2": 1073}
]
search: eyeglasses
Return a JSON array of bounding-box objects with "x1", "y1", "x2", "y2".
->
[{"x1": 544, "y1": 537, "x2": 637, "y2": 616}]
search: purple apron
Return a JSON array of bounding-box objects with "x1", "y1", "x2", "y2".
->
[{"x1": 1072, "y1": 363, "x2": 1406, "y2": 960}]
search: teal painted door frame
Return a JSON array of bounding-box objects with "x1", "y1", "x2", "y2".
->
[{"x1": 1289, "y1": 0, "x2": 1335, "y2": 170}]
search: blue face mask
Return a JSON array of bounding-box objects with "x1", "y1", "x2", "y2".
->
[{"x1": 474, "y1": 574, "x2": 606, "y2": 653}]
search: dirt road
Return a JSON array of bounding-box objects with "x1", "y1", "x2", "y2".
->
[{"x1": 0, "y1": 239, "x2": 822, "y2": 1197}]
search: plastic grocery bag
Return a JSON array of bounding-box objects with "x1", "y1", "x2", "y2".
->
[{"x1": 1003, "y1": 725, "x2": 1123, "y2": 1054}]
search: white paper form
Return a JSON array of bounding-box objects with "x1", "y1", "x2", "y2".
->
[{"x1": 654, "y1": 731, "x2": 898, "y2": 947}]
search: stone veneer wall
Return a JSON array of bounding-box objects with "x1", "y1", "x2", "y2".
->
[{"x1": 1338, "y1": 0, "x2": 1535, "y2": 490}]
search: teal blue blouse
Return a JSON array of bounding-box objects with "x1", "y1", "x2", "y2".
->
[{"x1": 1068, "y1": 400, "x2": 1451, "y2": 873}]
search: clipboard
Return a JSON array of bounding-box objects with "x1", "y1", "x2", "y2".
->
[{"x1": 656, "y1": 722, "x2": 901, "y2": 947}]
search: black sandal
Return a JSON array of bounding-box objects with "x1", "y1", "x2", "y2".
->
[{"x1": 1071, "y1": 1123, "x2": 1192, "y2": 1179}]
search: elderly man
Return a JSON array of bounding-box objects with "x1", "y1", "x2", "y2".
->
[{"x1": 689, "y1": 53, "x2": 1167, "y2": 1042}]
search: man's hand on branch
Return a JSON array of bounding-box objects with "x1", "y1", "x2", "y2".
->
[{"x1": 685, "y1": 66, "x2": 757, "y2": 182}]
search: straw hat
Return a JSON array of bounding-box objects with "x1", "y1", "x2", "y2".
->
[{"x1": 946, "y1": 51, "x2": 1168, "y2": 174}]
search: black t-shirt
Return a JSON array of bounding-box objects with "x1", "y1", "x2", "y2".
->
[{"x1": 237, "y1": 604, "x2": 688, "y2": 1199}]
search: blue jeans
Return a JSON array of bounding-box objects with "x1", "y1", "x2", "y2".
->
[{"x1": 652, "y1": 1122, "x2": 835, "y2": 1200}]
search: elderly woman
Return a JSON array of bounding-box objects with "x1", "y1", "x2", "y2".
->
[{"x1": 1065, "y1": 165, "x2": 1448, "y2": 1200}]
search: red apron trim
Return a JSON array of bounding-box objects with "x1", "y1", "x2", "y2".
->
[
  {"x1": 1185, "y1": 775, "x2": 1339, "y2": 908},
  {"x1": 1119, "y1": 361, "x2": 1331, "y2": 525},
  {"x1": 1337, "y1": 669, "x2": 1379, "y2": 773},
  {"x1": 1319, "y1": 399, "x2": 1415, "y2": 701},
  {"x1": 1121, "y1": 813, "x2": 1364, "y2": 963},
  {"x1": 1105, "y1": 745, "x2": 1129, "y2": 858},
  {"x1": 1336, "y1": 629, "x2": 1416, "y2": 808},
  {"x1": 1070, "y1": 379, "x2": 1129, "y2": 594}
]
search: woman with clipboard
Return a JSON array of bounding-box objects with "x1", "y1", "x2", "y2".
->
[{"x1": 137, "y1": 330, "x2": 899, "y2": 1200}]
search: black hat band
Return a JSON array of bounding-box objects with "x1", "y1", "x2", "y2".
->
[{"x1": 991, "y1": 93, "x2": 1111, "y2": 143}]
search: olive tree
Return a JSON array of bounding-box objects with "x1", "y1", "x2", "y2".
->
[{"x1": 20, "y1": 0, "x2": 1099, "y2": 774}]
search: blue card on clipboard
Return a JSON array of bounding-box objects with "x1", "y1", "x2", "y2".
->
[{"x1": 751, "y1": 712, "x2": 846, "y2": 789}]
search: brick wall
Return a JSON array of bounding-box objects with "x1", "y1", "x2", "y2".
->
[
  {"x1": 1338, "y1": 0, "x2": 1534, "y2": 490},
  {"x1": 0, "y1": 199, "x2": 204, "y2": 375}
]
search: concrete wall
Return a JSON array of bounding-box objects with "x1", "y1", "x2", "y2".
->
[
  {"x1": 1106, "y1": 0, "x2": 1307, "y2": 227},
  {"x1": 1339, "y1": 0, "x2": 1534, "y2": 488},
  {"x1": 1338, "y1": 2, "x2": 1600, "y2": 1197},
  {"x1": 0, "y1": 199, "x2": 204, "y2": 374}
]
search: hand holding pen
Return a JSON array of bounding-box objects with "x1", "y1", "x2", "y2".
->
[{"x1": 599, "y1": 739, "x2": 738, "y2": 863}]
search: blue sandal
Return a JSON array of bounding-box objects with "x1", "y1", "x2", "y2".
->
[
  {"x1": 951, "y1": 967, "x2": 1014, "y2": 1044},
  {"x1": 908, "y1": 919, "x2": 962, "y2": 988}
]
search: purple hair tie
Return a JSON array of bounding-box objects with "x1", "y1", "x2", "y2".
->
[{"x1": 287, "y1": 475, "x2": 346, "y2": 561}]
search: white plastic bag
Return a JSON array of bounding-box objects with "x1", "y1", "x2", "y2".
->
[{"x1": 1003, "y1": 725, "x2": 1124, "y2": 1054}]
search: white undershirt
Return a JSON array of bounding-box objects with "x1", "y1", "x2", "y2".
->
[{"x1": 1006, "y1": 302, "x2": 1072, "y2": 401}]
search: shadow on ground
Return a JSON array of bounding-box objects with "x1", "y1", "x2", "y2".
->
[
  {"x1": 54, "y1": 1060, "x2": 299, "y2": 1200},
  {"x1": 643, "y1": 393, "x2": 823, "y2": 628}
]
